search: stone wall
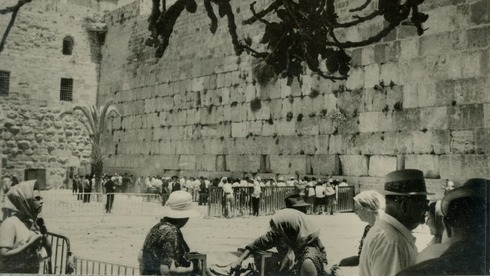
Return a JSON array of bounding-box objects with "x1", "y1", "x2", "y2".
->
[
  {"x1": 98, "y1": 0, "x2": 489, "y2": 199},
  {"x1": 0, "y1": 0, "x2": 104, "y2": 187}
]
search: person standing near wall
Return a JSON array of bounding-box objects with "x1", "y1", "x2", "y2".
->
[
  {"x1": 222, "y1": 178, "x2": 234, "y2": 218},
  {"x1": 104, "y1": 175, "x2": 116, "y2": 213},
  {"x1": 1, "y1": 175, "x2": 13, "y2": 221},
  {"x1": 82, "y1": 175, "x2": 90, "y2": 203},
  {"x1": 251, "y1": 179, "x2": 261, "y2": 216}
]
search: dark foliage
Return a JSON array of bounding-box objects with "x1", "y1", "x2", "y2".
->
[{"x1": 146, "y1": 0, "x2": 427, "y2": 84}]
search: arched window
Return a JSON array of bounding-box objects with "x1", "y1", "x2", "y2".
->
[{"x1": 62, "y1": 36, "x2": 74, "y2": 55}]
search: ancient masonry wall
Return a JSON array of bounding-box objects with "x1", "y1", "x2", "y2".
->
[
  {"x1": 0, "y1": 0, "x2": 104, "y2": 188},
  {"x1": 99, "y1": 0, "x2": 490, "y2": 198}
]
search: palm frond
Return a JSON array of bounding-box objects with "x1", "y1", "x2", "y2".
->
[
  {"x1": 72, "y1": 105, "x2": 97, "y2": 135},
  {"x1": 99, "y1": 99, "x2": 121, "y2": 140}
]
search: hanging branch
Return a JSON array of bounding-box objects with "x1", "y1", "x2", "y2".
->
[
  {"x1": 203, "y1": 0, "x2": 218, "y2": 33},
  {"x1": 243, "y1": 0, "x2": 281, "y2": 25},
  {"x1": 349, "y1": 0, "x2": 372, "y2": 12},
  {"x1": 145, "y1": 0, "x2": 428, "y2": 83},
  {"x1": 0, "y1": 0, "x2": 33, "y2": 53}
]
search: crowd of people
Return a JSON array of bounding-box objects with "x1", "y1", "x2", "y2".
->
[
  {"x1": 0, "y1": 169, "x2": 487, "y2": 275},
  {"x1": 138, "y1": 169, "x2": 488, "y2": 276},
  {"x1": 129, "y1": 174, "x2": 350, "y2": 217}
]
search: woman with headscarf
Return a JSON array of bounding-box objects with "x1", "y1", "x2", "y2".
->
[
  {"x1": 229, "y1": 208, "x2": 326, "y2": 276},
  {"x1": 269, "y1": 209, "x2": 326, "y2": 275},
  {"x1": 139, "y1": 191, "x2": 199, "y2": 275},
  {"x1": 0, "y1": 180, "x2": 50, "y2": 273}
]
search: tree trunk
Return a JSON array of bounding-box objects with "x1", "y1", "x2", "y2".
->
[{"x1": 92, "y1": 158, "x2": 103, "y2": 193}]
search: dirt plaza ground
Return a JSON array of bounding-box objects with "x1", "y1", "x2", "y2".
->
[{"x1": 41, "y1": 191, "x2": 433, "y2": 275}]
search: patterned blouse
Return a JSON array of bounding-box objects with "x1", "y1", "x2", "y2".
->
[
  {"x1": 141, "y1": 219, "x2": 191, "y2": 275},
  {"x1": 293, "y1": 244, "x2": 327, "y2": 275}
]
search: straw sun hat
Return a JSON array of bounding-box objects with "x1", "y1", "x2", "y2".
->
[{"x1": 162, "y1": 191, "x2": 199, "y2": 219}]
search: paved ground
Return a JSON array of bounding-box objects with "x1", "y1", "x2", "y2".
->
[
  {"x1": 0, "y1": 190, "x2": 432, "y2": 275},
  {"x1": 45, "y1": 209, "x2": 432, "y2": 275}
]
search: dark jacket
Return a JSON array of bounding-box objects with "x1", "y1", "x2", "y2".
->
[{"x1": 397, "y1": 240, "x2": 487, "y2": 275}]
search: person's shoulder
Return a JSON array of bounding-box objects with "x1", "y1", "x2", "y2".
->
[
  {"x1": 416, "y1": 243, "x2": 450, "y2": 263},
  {"x1": 0, "y1": 216, "x2": 22, "y2": 230},
  {"x1": 364, "y1": 221, "x2": 401, "y2": 245},
  {"x1": 396, "y1": 258, "x2": 445, "y2": 276}
]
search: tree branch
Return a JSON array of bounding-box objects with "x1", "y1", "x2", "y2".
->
[
  {"x1": 243, "y1": 0, "x2": 282, "y2": 25},
  {"x1": 203, "y1": 0, "x2": 218, "y2": 33},
  {"x1": 349, "y1": 0, "x2": 372, "y2": 12}
]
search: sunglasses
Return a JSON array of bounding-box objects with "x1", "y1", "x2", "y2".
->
[{"x1": 34, "y1": 196, "x2": 43, "y2": 201}]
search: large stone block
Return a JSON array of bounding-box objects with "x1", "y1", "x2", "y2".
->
[
  {"x1": 405, "y1": 155, "x2": 440, "y2": 179},
  {"x1": 450, "y1": 130, "x2": 475, "y2": 153},
  {"x1": 419, "y1": 106, "x2": 448, "y2": 130},
  {"x1": 275, "y1": 120, "x2": 296, "y2": 136},
  {"x1": 359, "y1": 112, "x2": 380, "y2": 133},
  {"x1": 364, "y1": 64, "x2": 380, "y2": 88},
  {"x1": 277, "y1": 136, "x2": 302, "y2": 155},
  {"x1": 315, "y1": 135, "x2": 330, "y2": 154},
  {"x1": 470, "y1": 0, "x2": 490, "y2": 25},
  {"x1": 358, "y1": 177, "x2": 384, "y2": 193},
  {"x1": 310, "y1": 155, "x2": 340, "y2": 175},
  {"x1": 340, "y1": 155, "x2": 369, "y2": 176},
  {"x1": 448, "y1": 104, "x2": 484, "y2": 129},
  {"x1": 393, "y1": 108, "x2": 421, "y2": 132},
  {"x1": 297, "y1": 117, "x2": 319, "y2": 136},
  {"x1": 154, "y1": 155, "x2": 179, "y2": 170},
  {"x1": 368, "y1": 155, "x2": 397, "y2": 177},
  {"x1": 231, "y1": 122, "x2": 247, "y2": 138},
  {"x1": 289, "y1": 155, "x2": 308, "y2": 175},
  {"x1": 178, "y1": 155, "x2": 196, "y2": 171},
  {"x1": 475, "y1": 129, "x2": 490, "y2": 154},
  {"x1": 440, "y1": 154, "x2": 490, "y2": 182},
  {"x1": 270, "y1": 155, "x2": 290, "y2": 174},
  {"x1": 467, "y1": 26, "x2": 489, "y2": 49},
  {"x1": 379, "y1": 63, "x2": 400, "y2": 85}
]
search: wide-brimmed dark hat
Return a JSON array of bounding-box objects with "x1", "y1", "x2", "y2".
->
[
  {"x1": 384, "y1": 169, "x2": 434, "y2": 196},
  {"x1": 284, "y1": 194, "x2": 310, "y2": 208},
  {"x1": 441, "y1": 178, "x2": 488, "y2": 216}
]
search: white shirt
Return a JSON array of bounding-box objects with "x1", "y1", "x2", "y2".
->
[
  {"x1": 359, "y1": 214, "x2": 418, "y2": 276},
  {"x1": 222, "y1": 183, "x2": 233, "y2": 194},
  {"x1": 314, "y1": 185, "x2": 326, "y2": 198}
]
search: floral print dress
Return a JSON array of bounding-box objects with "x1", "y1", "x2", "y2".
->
[{"x1": 141, "y1": 219, "x2": 191, "y2": 275}]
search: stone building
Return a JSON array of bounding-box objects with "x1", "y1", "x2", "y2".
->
[
  {"x1": 1, "y1": 0, "x2": 489, "y2": 195},
  {"x1": 0, "y1": 0, "x2": 118, "y2": 188}
]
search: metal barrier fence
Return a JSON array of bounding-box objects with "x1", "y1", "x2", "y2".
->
[
  {"x1": 207, "y1": 187, "x2": 297, "y2": 217},
  {"x1": 73, "y1": 257, "x2": 139, "y2": 276},
  {"x1": 72, "y1": 253, "x2": 207, "y2": 276},
  {"x1": 42, "y1": 232, "x2": 73, "y2": 274},
  {"x1": 337, "y1": 186, "x2": 355, "y2": 212},
  {"x1": 1, "y1": 187, "x2": 354, "y2": 218}
]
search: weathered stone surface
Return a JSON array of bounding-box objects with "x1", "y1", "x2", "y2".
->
[
  {"x1": 368, "y1": 155, "x2": 397, "y2": 177},
  {"x1": 309, "y1": 155, "x2": 340, "y2": 175},
  {"x1": 3, "y1": 0, "x2": 488, "y2": 190},
  {"x1": 340, "y1": 155, "x2": 369, "y2": 176},
  {"x1": 450, "y1": 130, "x2": 475, "y2": 153},
  {"x1": 405, "y1": 155, "x2": 440, "y2": 178}
]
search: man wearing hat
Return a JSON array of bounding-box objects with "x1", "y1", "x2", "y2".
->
[
  {"x1": 397, "y1": 178, "x2": 488, "y2": 275},
  {"x1": 359, "y1": 169, "x2": 432, "y2": 276}
]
